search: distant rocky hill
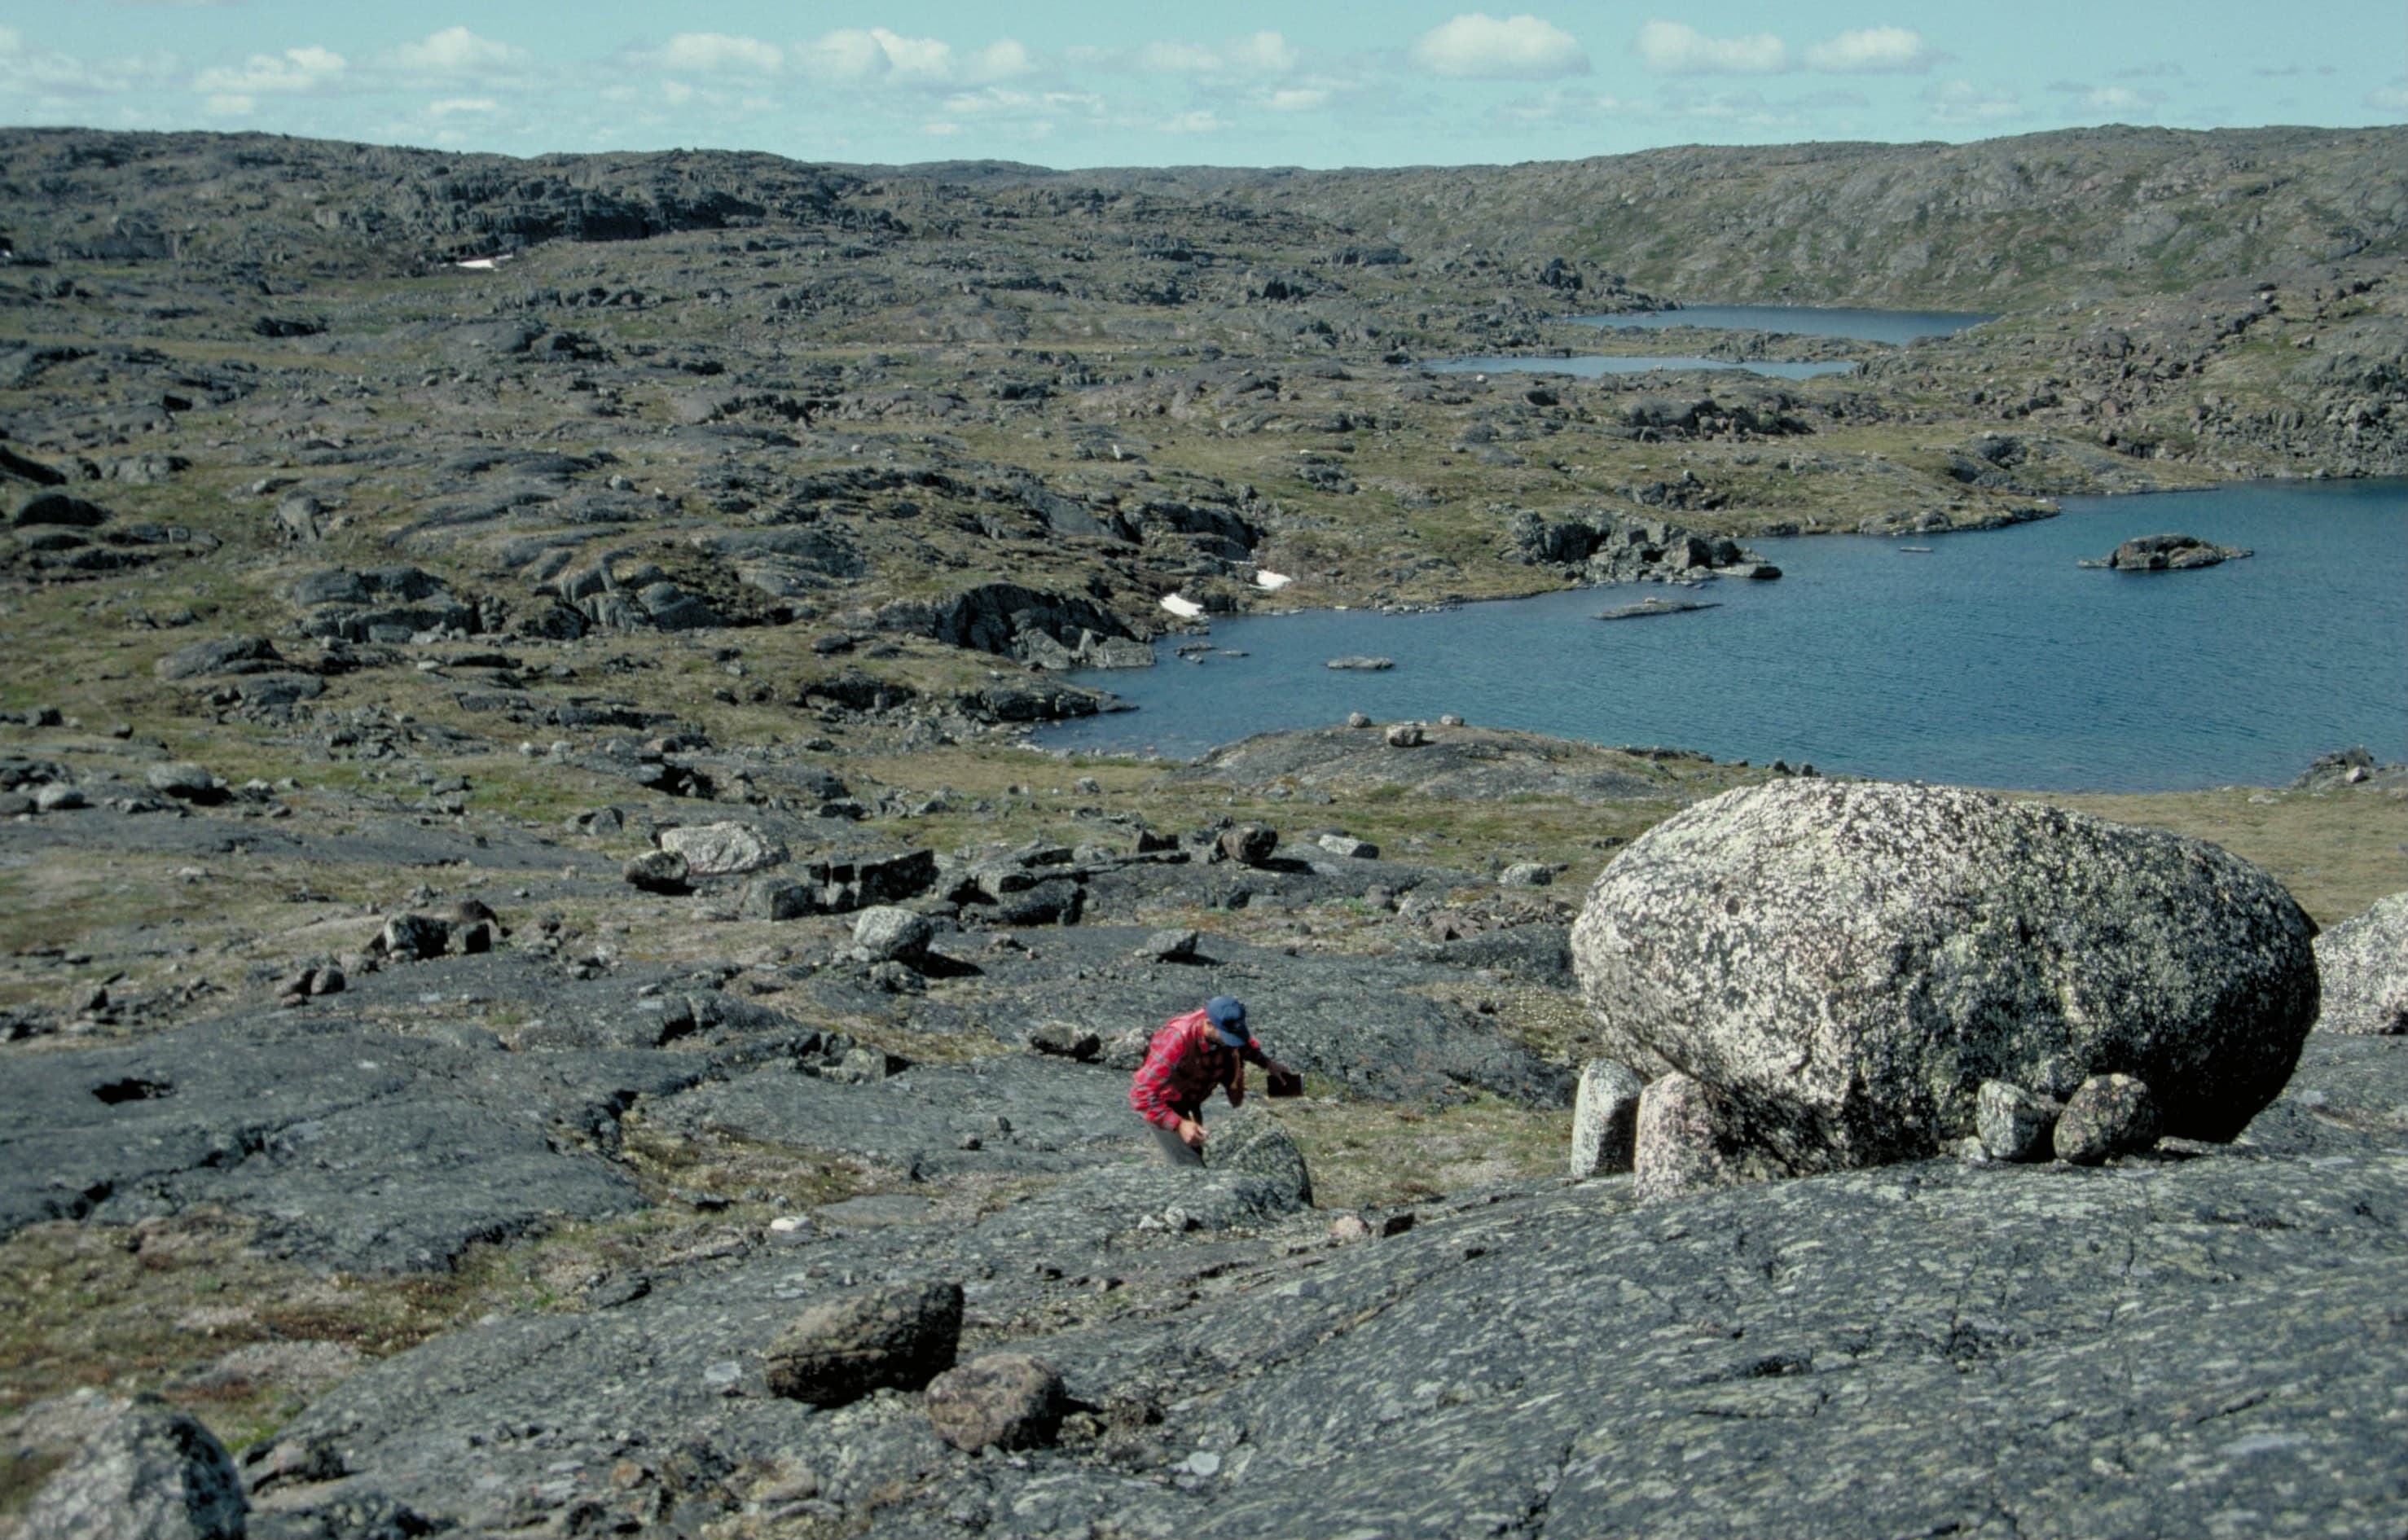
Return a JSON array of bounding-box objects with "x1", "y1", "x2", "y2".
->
[{"x1": 2, "y1": 125, "x2": 2401, "y2": 308}]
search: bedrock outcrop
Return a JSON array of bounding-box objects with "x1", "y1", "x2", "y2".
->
[{"x1": 1570, "y1": 779, "x2": 2319, "y2": 1174}]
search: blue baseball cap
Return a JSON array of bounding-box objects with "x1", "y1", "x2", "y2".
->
[{"x1": 1204, "y1": 996, "x2": 1248, "y2": 1045}]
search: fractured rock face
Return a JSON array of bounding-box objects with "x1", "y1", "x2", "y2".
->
[
  {"x1": 2314, "y1": 890, "x2": 2408, "y2": 1035},
  {"x1": 19, "y1": 1397, "x2": 246, "y2": 1540},
  {"x1": 763, "y1": 1279, "x2": 962, "y2": 1407},
  {"x1": 1571, "y1": 779, "x2": 2318, "y2": 1177}
]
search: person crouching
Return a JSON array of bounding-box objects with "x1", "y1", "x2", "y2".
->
[{"x1": 1128, "y1": 995, "x2": 1300, "y2": 1165}]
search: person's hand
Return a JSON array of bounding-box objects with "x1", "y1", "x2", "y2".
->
[{"x1": 1177, "y1": 1117, "x2": 1206, "y2": 1150}]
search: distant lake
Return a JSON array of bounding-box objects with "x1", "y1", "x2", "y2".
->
[
  {"x1": 1575, "y1": 305, "x2": 1996, "y2": 345},
  {"x1": 1426, "y1": 356, "x2": 1857, "y2": 381},
  {"x1": 1039, "y1": 479, "x2": 2408, "y2": 793}
]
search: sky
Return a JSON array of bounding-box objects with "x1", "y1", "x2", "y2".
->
[{"x1": 2, "y1": 2, "x2": 2401, "y2": 169}]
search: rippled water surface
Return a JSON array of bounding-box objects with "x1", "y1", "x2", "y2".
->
[
  {"x1": 1040, "y1": 480, "x2": 2408, "y2": 792},
  {"x1": 1426, "y1": 355, "x2": 1856, "y2": 381},
  {"x1": 1574, "y1": 305, "x2": 1996, "y2": 344}
]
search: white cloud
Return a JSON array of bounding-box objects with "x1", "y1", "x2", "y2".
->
[
  {"x1": 1138, "y1": 33, "x2": 1298, "y2": 78},
  {"x1": 0, "y1": 29, "x2": 178, "y2": 97},
  {"x1": 1140, "y1": 42, "x2": 1220, "y2": 74},
  {"x1": 426, "y1": 97, "x2": 499, "y2": 117},
  {"x1": 661, "y1": 33, "x2": 783, "y2": 73},
  {"x1": 1268, "y1": 87, "x2": 1329, "y2": 111},
  {"x1": 1802, "y1": 26, "x2": 1932, "y2": 74},
  {"x1": 194, "y1": 44, "x2": 345, "y2": 96},
  {"x1": 204, "y1": 93, "x2": 254, "y2": 116},
  {"x1": 800, "y1": 28, "x2": 954, "y2": 84},
  {"x1": 1159, "y1": 109, "x2": 1227, "y2": 133},
  {"x1": 2084, "y1": 86, "x2": 2164, "y2": 112},
  {"x1": 1927, "y1": 78, "x2": 2023, "y2": 123},
  {"x1": 1228, "y1": 32, "x2": 1300, "y2": 74},
  {"x1": 2362, "y1": 83, "x2": 2406, "y2": 113},
  {"x1": 1635, "y1": 20, "x2": 1788, "y2": 76},
  {"x1": 1410, "y1": 14, "x2": 1589, "y2": 80},
  {"x1": 397, "y1": 27, "x2": 521, "y2": 74},
  {"x1": 969, "y1": 40, "x2": 1034, "y2": 81}
]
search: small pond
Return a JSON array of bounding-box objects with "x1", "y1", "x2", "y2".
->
[{"x1": 1037, "y1": 479, "x2": 2408, "y2": 793}]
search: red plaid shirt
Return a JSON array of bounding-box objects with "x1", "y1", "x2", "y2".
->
[{"x1": 1128, "y1": 1008, "x2": 1277, "y2": 1129}]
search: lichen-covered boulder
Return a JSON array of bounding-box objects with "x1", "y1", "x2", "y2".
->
[
  {"x1": 1202, "y1": 1107, "x2": 1313, "y2": 1209},
  {"x1": 2314, "y1": 890, "x2": 2408, "y2": 1035},
  {"x1": 1571, "y1": 779, "x2": 2318, "y2": 1175},
  {"x1": 19, "y1": 1397, "x2": 246, "y2": 1540}
]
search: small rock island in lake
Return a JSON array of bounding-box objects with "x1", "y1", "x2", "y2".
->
[{"x1": 2081, "y1": 532, "x2": 2253, "y2": 570}]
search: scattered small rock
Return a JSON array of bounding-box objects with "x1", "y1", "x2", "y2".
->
[
  {"x1": 1632, "y1": 1073, "x2": 1746, "y2": 1202},
  {"x1": 1569, "y1": 1059, "x2": 1645, "y2": 1178},
  {"x1": 2053, "y1": 1074, "x2": 2162, "y2": 1165},
  {"x1": 1383, "y1": 723, "x2": 1426, "y2": 748},
  {"x1": 622, "y1": 850, "x2": 691, "y2": 893},
  {"x1": 853, "y1": 905, "x2": 934, "y2": 963},
  {"x1": 763, "y1": 1279, "x2": 963, "y2": 1407},
  {"x1": 1026, "y1": 1021, "x2": 1102, "y2": 1060},
  {"x1": 378, "y1": 913, "x2": 450, "y2": 963},
  {"x1": 924, "y1": 1354, "x2": 1067, "y2": 1452},
  {"x1": 1138, "y1": 928, "x2": 1201, "y2": 963},
  {"x1": 1975, "y1": 1080, "x2": 2062, "y2": 1162},
  {"x1": 144, "y1": 762, "x2": 221, "y2": 802},
  {"x1": 1219, "y1": 823, "x2": 1278, "y2": 866},
  {"x1": 659, "y1": 821, "x2": 786, "y2": 877}
]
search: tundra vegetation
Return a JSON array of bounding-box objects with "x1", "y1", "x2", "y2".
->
[{"x1": 0, "y1": 125, "x2": 2403, "y2": 1539}]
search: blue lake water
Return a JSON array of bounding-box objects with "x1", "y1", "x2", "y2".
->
[
  {"x1": 1426, "y1": 355, "x2": 1857, "y2": 381},
  {"x1": 1039, "y1": 479, "x2": 2408, "y2": 792},
  {"x1": 1574, "y1": 305, "x2": 1996, "y2": 344}
]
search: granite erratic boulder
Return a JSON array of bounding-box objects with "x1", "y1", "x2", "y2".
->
[{"x1": 1571, "y1": 779, "x2": 2319, "y2": 1178}]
